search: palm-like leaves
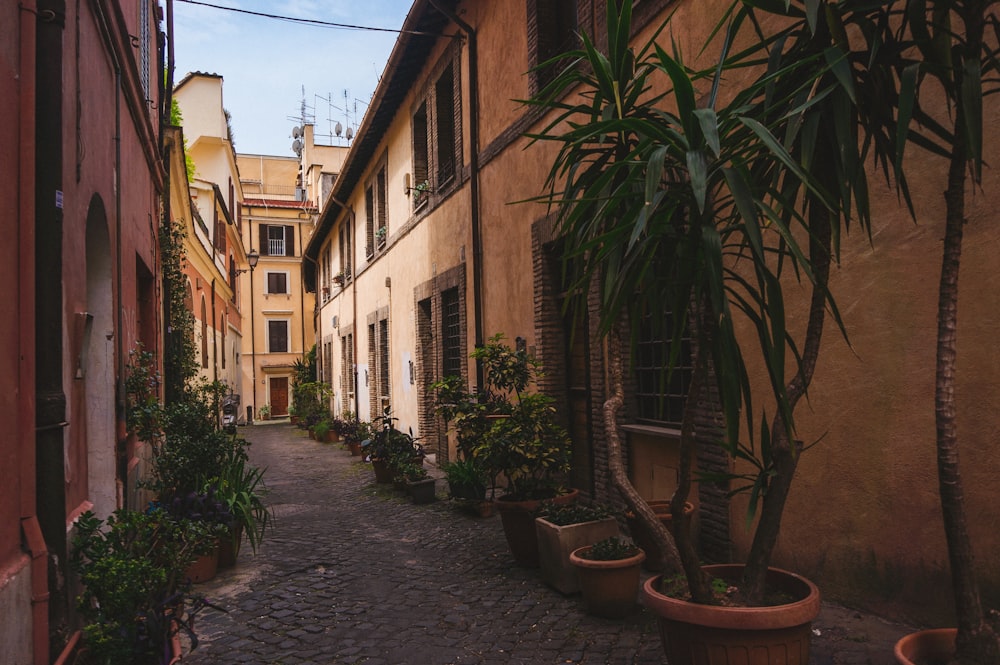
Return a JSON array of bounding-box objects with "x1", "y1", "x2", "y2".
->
[{"x1": 526, "y1": 0, "x2": 895, "y2": 603}]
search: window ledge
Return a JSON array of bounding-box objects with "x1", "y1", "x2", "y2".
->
[{"x1": 620, "y1": 423, "x2": 682, "y2": 439}]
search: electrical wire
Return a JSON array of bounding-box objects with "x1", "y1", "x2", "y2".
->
[{"x1": 175, "y1": 0, "x2": 438, "y2": 37}]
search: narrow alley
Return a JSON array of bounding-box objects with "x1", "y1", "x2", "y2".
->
[{"x1": 184, "y1": 423, "x2": 913, "y2": 665}]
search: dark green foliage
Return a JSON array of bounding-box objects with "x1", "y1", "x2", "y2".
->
[
  {"x1": 364, "y1": 409, "x2": 423, "y2": 466},
  {"x1": 160, "y1": 220, "x2": 197, "y2": 403},
  {"x1": 536, "y1": 502, "x2": 614, "y2": 526},
  {"x1": 70, "y1": 509, "x2": 217, "y2": 665},
  {"x1": 433, "y1": 334, "x2": 570, "y2": 501},
  {"x1": 213, "y1": 450, "x2": 271, "y2": 555},
  {"x1": 581, "y1": 536, "x2": 640, "y2": 561}
]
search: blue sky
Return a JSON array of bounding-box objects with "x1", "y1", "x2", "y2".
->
[{"x1": 172, "y1": 0, "x2": 413, "y2": 156}]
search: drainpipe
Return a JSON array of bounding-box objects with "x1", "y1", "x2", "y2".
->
[
  {"x1": 19, "y1": 3, "x2": 48, "y2": 663},
  {"x1": 428, "y1": 0, "x2": 485, "y2": 391},
  {"x1": 35, "y1": 0, "x2": 69, "y2": 651}
]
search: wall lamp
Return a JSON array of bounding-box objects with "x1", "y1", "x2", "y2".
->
[{"x1": 235, "y1": 249, "x2": 260, "y2": 275}]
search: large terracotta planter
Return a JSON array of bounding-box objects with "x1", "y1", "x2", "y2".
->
[
  {"x1": 536, "y1": 516, "x2": 621, "y2": 594},
  {"x1": 496, "y1": 488, "x2": 579, "y2": 567},
  {"x1": 893, "y1": 628, "x2": 956, "y2": 665},
  {"x1": 642, "y1": 564, "x2": 821, "y2": 664},
  {"x1": 625, "y1": 500, "x2": 694, "y2": 571},
  {"x1": 570, "y1": 544, "x2": 646, "y2": 618}
]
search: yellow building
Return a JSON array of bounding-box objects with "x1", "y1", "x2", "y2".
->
[
  {"x1": 174, "y1": 73, "x2": 250, "y2": 396},
  {"x1": 237, "y1": 128, "x2": 346, "y2": 420}
]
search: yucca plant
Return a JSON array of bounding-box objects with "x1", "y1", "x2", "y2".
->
[{"x1": 525, "y1": 0, "x2": 895, "y2": 604}]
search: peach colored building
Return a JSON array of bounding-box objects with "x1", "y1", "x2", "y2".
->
[
  {"x1": 0, "y1": 1, "x2": 169, "y2": 662},
  {"x1": 304, "y1": 0, "x2": 1000, "y2": 626}
]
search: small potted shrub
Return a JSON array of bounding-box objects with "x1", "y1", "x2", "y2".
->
[
  {"x1": 161, "y1": 486, "x2": 234, "y2": 583},
  {"x1": 364, "y1": 409, "x2": 423, "y2": 484},
  {"x1": 70, "y1": 508, "x2": 219, "y2": 664},
  {"x1": 535, "y1": 502, "x2": 620, "y2": 594},
  {"x1": 442, "y1": 457, "x2": 487, "y2": 502},
  {"x1": 258, "y1": 404, "x2": 271, "y2": 421},
  {"x1": 213, "y1": 450, "x2": 272, "y2": 567},
  {"x1": 398, "y1": 462, "x2": 436, "y2": 504},
  {"x1": 569, "y1": 536, "x2": 646, "y2": 618}
]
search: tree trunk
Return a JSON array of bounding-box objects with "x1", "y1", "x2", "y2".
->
[
  {"x1": 937, "y1": 97, "x2": 999, "y2": 665},
  {"x1": 603, "y1": 327, "x2": 685, "y2": 580},
  {"x1": 740, "y1": 204, "x2": 832, "y2": 605}
]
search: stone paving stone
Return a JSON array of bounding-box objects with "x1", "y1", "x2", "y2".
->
[{"x1": 182, "y1": 423, "x2": 915, "y2": 665}]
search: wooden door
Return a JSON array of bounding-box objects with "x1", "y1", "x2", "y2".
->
[{"x1": 270, "y1": 377, "x2": 289, "y2": 416}]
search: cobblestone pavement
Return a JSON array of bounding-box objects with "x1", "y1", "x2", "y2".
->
[{"x1": 183, "y1": 422, "x2": 915, "y2": 665}]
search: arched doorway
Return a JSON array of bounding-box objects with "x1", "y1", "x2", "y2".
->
[{"x1": 84, "y1": 195, "x2": 117, "y2": 518}]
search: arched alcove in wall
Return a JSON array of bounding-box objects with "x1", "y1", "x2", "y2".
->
[{"x1": 84, "y1": 194, "x2": 117, "y2": 519}]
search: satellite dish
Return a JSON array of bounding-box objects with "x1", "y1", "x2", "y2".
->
[
  {"x1": 345, "y1": 126, "x2": 354, "y2": 141},
  {"x1": 335, "y1": 121, "x2": 343, "y2": 137},
  {"x1": 292, "y1": 138, "x2": 303, "y2": 156},
  {"x1": 292, "y1": 126, "x2": 301, "y2": 139}
]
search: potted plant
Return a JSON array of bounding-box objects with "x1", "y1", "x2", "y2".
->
[
  {"x1": 161, "y1": 486, "x2": 234, "y2": 584},
  {"x1": 535, "y1": 502, "x2": 620, "y2": 594},
  {"x1": 465, "y1": 334, "x2": 574, "y2": 567},
  {"x1": 312, "y1": 419, "x2": 332, "y2": 443},
  {"x1": 526, "y1": 0, "x2": 889, "y2": 657},
  {"x1": 213, "y1": 450, "x2": 272, "y2": 567},
  {"x1": 258, "y1": 404, "x2": 271, "y2": 421},
  {"x1": 399, "y1": 462, "x2": 436, "y2": 505},
  {"x1": 569, "y1": 537, "x2": 646, "y2": 619},
  {"x1": 884, "y1": 2, "x2": 1000, "y2": 662},
  {"x1": 441, "y1": 457, "x2": 488, "y2": 502},
  {"x1": 364, "y1": 409, "x2": 423, "y2": 484},
  {"x1": 70, "y1": 508, "x2": 219, "y2": 664}
]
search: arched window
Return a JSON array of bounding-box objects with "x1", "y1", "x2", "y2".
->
[
  {"x1": 201, "y1": 297, "x2": 209, "y2": 369},
  {"x1": 220, "y1": 312, "x2": 227, "y2": 369}
]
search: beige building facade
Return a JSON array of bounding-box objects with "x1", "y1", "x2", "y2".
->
[
  {"x1": 237, "y1": 129, "x2": 346, "y2": 419},
  {"x1": 304, "y1": 0, "x2": 1000, "y2": 626}
]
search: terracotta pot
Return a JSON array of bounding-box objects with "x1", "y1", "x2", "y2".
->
[
  {"x1": 625, "y1": 500, "x2": 694, "y2": 571},
  {"x1": 348, "y1": 441, "x2": 363, "y2": 456},
  {"x1": 570, "y1": 544, "x2": 646, "y2": 618},
  {"x1": 536, "y1": 516, "x2": 621, "y2": 594},
  {"x1": 893, "y1": 628, "x2": 956, "y2": 665},
  {"x1": 185, "y1": 544, "x2": 220, "y2": 584},
  {"x1": 642, "y1": 564, "x2": 821, "y2": 664},
  {"x1": 496, "y1": 488, "x2": 579, "y2": 567}
]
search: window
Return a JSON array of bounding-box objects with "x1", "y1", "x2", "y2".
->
[
  {"x1": 368, "y1": 316, "x2": 390, "y2": 416},
  {"x1": 435, "y1": 63, "x2": 457, "y2": 186},
  {"x1": 365, "y1": 161, "x2": 388, "y2": 258},
  {"x1": 220, "y1": 314, "x2": 226, "y2": 369},
  {"x1": 139, "y1": 0, "x2": 150, "y2": 98},
  {"x1": 411, "y1": 53, "x2": 461, "y2": 209},
  {"x1": 441, "y1": 288, "x2": 461, "y2": 378},
  {"x1": 266, "y1": 271, "x2": 288, "y2": 294},
  {"x1": 267, "y1": 319, "x2": 289, "y2": 353},
  {"x1": 633, "y1": 310, "x2": 692, "y2": 428},
  {"x1": 341, "y1": 332, "x2": 355, "y2": 406},
  {"x1": 201, "y1": 298, "x2": 208, "y2": 368},
  {"x1": 259, "y1": 224, "x2": 294, "y2": 257},
  {"x1": 412, "y1": 102, "x2": 429, "y2": 209},
  {"x1": 339, "y1": 218, "x2": 353, "y2": 282},
  {"x1": 529, "y1": 0, "x2": 580, "y2": 92}
]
